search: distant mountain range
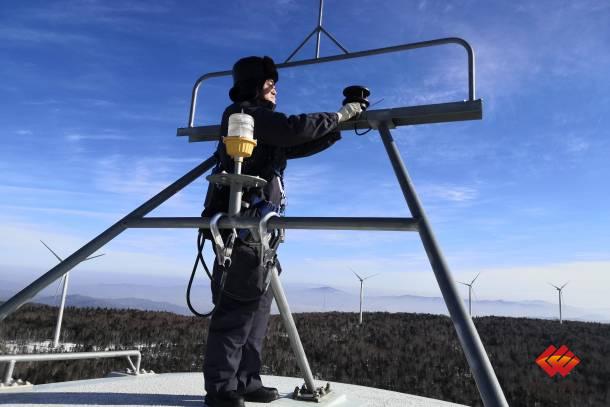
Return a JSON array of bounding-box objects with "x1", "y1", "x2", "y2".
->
[
  {"x1": 32, "y1": 294, "x2": 191, "y2": 316},
  {"x1": 276, "y1": 286, "x2": 610, "y2": 322},
  {"x1": 2, "y1": 280, "x2": 608, "y2": 322}
]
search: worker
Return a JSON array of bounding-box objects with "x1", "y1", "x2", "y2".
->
[{"x1": 202, "y1": 55, "x2": 361, "y2": 407}]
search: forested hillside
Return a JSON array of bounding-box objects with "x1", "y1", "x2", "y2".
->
[{"x1": 1, "y1": 303, "x2": 608, "y2": 406}]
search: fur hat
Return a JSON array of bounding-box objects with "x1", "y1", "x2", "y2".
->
[{"x1": 229, "y1": 56, "x2": 278, "y2": 102}]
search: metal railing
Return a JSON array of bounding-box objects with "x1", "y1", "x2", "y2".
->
[
  {"x1": 1, "y1": 350, "x2": 142, "y2": 386},
  {"x1": 186, "y1": 37, "x2": 476, "y2": 127}
]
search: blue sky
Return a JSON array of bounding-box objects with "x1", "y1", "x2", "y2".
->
[{"x1": 1, "y1": 0, "x2": 609, "y2": 312}]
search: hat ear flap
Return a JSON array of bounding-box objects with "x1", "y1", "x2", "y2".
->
[
  {"x1": 262, "y1": 56, "x2": 278, "y2": 82},
  {"x1": 229, "y1": 86, "x2": 239, "y2": 102},
  {"x1": 229, "y1": 79, "x2": 262, "y2": 103}
]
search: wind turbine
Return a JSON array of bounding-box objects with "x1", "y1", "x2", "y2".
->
[
  {"x1": 549, "y1": 282, "x2": 568, "y2": 324},
  {"x1": 351, "y1": 269, "x2": 379, "y2": 325},
  {"x1": 457, "y1": 272, "x2": 480, "y2": 316},
  {"x1": 40, "y1": 240, "x2": 105, "y2": 348}
]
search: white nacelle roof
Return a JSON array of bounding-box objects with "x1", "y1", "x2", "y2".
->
[{"x1": 0, "y1": 373, "x2": 468, "y2": 407}]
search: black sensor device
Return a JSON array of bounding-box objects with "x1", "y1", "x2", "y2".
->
[{"x1": 342, "y1": 85, "x2": 371, "y2": 111}]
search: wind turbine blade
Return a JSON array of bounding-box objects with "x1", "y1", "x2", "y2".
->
[
  {"x1": 471, "y1": 272, "x2": 481, "y2": 284},
  {"x1": 457, "y1": 281, "x2": 470, "y2": 286},
  {"x1": 350, "y1": 268, "x2": 363, "y2": 281},
  {"x1": 83, "y1": 253, "x2": 105, "y2": 261},
  {"x1": 363, "y1": 273, "x2": 380, "y2": 280},
  {"x1": 548, "y1": 282, "x2": 560, "y2": 290},
  {"x1": 40, "y1": 240, "x2": 63, "y2": 262},
  {"x1": 560, "y1": 282, "x2": 569, "y2": 289}
]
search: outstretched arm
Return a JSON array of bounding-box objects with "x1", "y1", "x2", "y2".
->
[
  {"x1": 253, "y1": 108, "x2": 341, "y2": 148},
  {"x1": 284, "y1": 131, "x2": 341, "y2": 159}
]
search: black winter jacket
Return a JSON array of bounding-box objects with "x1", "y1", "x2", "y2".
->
[{"x1": 203, "y1": 99, "x2": 341, "y2": 217}]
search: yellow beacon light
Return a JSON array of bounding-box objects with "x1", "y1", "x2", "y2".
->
[{"x1": 224, "y1": 113, "x2": 257, "y2": 161}]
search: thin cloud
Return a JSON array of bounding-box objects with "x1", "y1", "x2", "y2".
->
[
  {"x1": 421, "y1": 184, "x2": 478, "y2": 203},
  {"x1": 0, "y1": 204, "x2": 119, "y2": 221},
  {"x1": 65, "y1": 133, "x2": 128, "y2": 142},
  {"x1": 94, "y1": 156, "x2": 176, "y2": 196},
  {"x1": 0, "y1": 27, "x2": 94, "y2": 45},
  {"x1": 90, "y1": 155, "x2": 206, "y2": 214},
  {"x1": 21, "y1": 99, "x2": 63, "y2": 106},
  {"x1": 0, "y1": 184, "x2": 95, "y2": 198},
  {"x1": 14, "y1": 1, "x2": 172, "y2": 25},
  {"x1": 564, "y1": 136, "x2": 590, "y2": 154}
]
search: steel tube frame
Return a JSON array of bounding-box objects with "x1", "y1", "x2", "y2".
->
[
  {"x1": 187, "y1": 37, "x2": 475, "y2": 126},
  {"x1": 126, "y1": 355, "x2": 137, "y2": 372},
  {"x1": 285, "y1": 0, "x2": 348, "y2": 64},
  {"x1": 0, "y1": 163, "x2": 416, "y2": 323},
  {"x1": 125, "y1": 216, "x2": 418, "y2": 231},
  {"x1": 377, "y1": 123, "x2": 507, "y2": 407},
  {"x1": 315, "y1": 0, "x2": 323, "y2": 58},
  {"x1": 319, "y1": 26, "x2": 349, "y2": 55},
  {"x1": 269, "y1": 266, "x2": 317, "y2": 393},
  {"x1": 0, "y1": 157, "x2": 217, "y2": 321},
  {"x1": 228, "y1": 161, "x2": 243, "y2": 216},
  {"x1": 178, "y1": 99, "x2": 483, "y2": 142},
  {"x1": 1, "y1": 350, "x2": 142, "y2": 385},
  {"x1": 3, "y1": 361, "x2": 15, "y2": 386},
  {"x1": 284, "y1": 28, "x2": 318, "y2": 64}
]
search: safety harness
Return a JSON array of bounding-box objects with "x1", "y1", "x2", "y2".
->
[{"x1": 187, "y1": 160, "x2": 286, "y2": 318}]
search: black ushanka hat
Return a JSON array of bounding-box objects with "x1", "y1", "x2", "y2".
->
[{"x1": 229, "y1": 56, "x2": 279, "y2": 102}]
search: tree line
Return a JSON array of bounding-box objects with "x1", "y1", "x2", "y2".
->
[{"x1": 1, "y1": 303, "x2": 608, "y2": 406}]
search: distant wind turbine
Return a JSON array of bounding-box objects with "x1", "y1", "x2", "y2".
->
[
  {"x1": 457, "y1": 273, "x2": 480, "y2": 316},
  {"x1": 40, "y1": 240, "x2": 105, "y2": 348},
  {"x1": 351, "y1": 269, "x2": 379, "y2": 325},
  {"x1": 549, "y1": 282, "x2": 568, "y2": 324}
]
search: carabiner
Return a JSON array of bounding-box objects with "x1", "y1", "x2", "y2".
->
[{"x1": 209, "y1": 213, "x2": 237, "y2": 268}]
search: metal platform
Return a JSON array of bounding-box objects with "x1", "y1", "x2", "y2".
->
[{"x1": 0, "y1": 373, "x2": 467, "y2": 407}]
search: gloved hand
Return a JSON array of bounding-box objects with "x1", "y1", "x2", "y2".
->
[{"x1": 336, "y1": 102, "x2": 363, "y2": 122}]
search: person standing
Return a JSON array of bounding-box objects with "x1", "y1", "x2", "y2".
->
[{"x1": 202, "y1": 55, "x2": 361, "y2": 407}]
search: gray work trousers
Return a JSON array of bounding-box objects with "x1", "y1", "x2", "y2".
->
[{"x1": 203, "y1": 241, "x2": 278, "y2": 395}]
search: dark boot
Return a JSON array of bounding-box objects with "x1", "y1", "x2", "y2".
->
[
  {"x1": 204, "y1": 391, "x2": 245, "y2": 407},
  {"x1": 242, "y1": 386, "x2": 279, "y2": 403}
]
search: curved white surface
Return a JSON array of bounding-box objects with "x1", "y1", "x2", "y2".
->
[{"x1": 0, "y1": 373, "x2": 467, "y2": 407}]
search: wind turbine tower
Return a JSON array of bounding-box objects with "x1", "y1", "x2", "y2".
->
[
  {"x1": 40, "y1": 240, "x2": 105, "y2": 348},
  {"x1": 550, "y1": 282, "x2": 568, "y2": 324},
  {"x1": 351, "y1": 269, "x2": 379, "y2": 325},
  {"x1": 457, "y1": 272, "x2": 480, "y2": 316}
]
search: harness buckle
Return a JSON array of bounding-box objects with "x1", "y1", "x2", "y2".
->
[
  {"x1": 255, "y1": 212, "x2": 285, "y2": 289},
  {"x1": 257, "y1": 212, "x2": 279, "y2": 265}
]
